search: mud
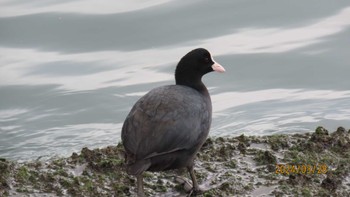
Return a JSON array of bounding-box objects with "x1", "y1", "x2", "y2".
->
[{"x1": 0, "y1": 126, "x2": 349, "y2": 196}]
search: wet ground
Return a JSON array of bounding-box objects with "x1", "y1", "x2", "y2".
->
[{"x1": 1, "y1": 126, "x2": 349, "y2": 196}]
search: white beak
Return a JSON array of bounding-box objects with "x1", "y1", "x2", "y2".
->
[{"x1": 212, "y1": 61, "x2": 226, "y2": 73}]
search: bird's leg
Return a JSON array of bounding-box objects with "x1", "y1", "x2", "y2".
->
[
  {"x1": 136, "y1": 173, "x2": 145, "y2": 197},
  {"x1": 187, "y1": 165, "x2": 203, "y2": 195}
]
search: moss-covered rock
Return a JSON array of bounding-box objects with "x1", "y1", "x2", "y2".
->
[{"x1": 267, "y1": 134, "x2": 290, "y2": 151}]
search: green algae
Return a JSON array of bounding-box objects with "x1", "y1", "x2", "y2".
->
[
  {"x1": 0, "y1": 126, "x2": 349, "y2": 196},
  {"x1": 254, "y1": 150, "x2": 277, "y2": 165},
  {"x1": 267, "y1": 134, "x2": 290, "y2": 151}
]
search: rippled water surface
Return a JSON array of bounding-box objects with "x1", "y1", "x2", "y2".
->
[{"x1": 1, "y1": 0, "x2": 350, "y2": 160}]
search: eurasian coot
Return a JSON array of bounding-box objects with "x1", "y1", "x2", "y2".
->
[{"x1": 121, "y1": 48, "x2": 225, "y2": 196}]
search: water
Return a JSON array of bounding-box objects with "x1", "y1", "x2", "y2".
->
[{"x1": 1, "y1": 0, "x2": 350, "y2": 161}]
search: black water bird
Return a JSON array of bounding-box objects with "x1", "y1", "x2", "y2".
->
[{"x1": 121, "y1": 48, "x2": 225, "y2": 196}]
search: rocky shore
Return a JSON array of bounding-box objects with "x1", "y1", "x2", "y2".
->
[{"x1": 1, "y1": 126, "x2": 350, "y2": 196}]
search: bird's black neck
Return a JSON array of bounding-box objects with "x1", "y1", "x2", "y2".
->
[{"x1": 175, "y1": 74, "x2": 209, "y2": 96}]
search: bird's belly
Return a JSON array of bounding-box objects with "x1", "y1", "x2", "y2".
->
[{"x1": 147, "y1": 148, "x2": 197, "y2": 172}]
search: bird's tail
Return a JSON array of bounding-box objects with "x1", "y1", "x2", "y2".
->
[{"x1": 126, "y1": 159, "x2": 151, "y2": 175}]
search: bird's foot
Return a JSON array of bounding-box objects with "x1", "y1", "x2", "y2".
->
[
  {"x1": 174, "y1": 176, "x2": 204, "y2": 196},
  {"x1": 187, "y1": 186, "x2": 204, "y2": 196}
]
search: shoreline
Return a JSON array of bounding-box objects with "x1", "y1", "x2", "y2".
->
[{"x1": 1, "y1": 126, "x2": 349, "y2": 196}]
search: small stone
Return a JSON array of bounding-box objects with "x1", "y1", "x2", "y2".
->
[
  {"x1": 321, "y1": 174, "x2": 341, "y2": 191},
  {"x1": 336, "y1": 127, "x2": 346, "y2": 133},
  {"x1": 315, "y1": 126, "x2": 329, "y2": 135},
  {"x1": 254, "y1": 150, "x2": 277, "y2": 165},
  {"x1": 238, "y1": 142, "x2": 247, "y2": 154}
]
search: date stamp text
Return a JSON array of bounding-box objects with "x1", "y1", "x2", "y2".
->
[{"x1": 275, "y1": 164, "x2": 328, "y2": 175}]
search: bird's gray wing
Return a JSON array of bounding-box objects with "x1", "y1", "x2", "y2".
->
[{"x1": 121, "y1": 86, "x2": 210, "y2": 160}]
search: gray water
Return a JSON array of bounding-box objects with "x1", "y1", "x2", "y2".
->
[{"x1": 1, "y1": 0, "x2": 350, "y2": 161}]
